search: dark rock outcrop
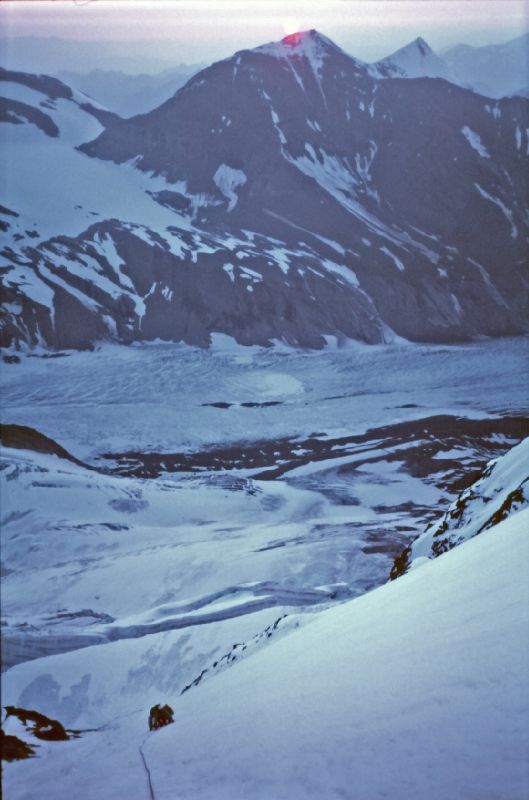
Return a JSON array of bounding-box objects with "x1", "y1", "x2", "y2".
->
[
  {"x1": 4, "y1": 707, "x2": 69, "y2": 741},
  {"x1": 1, "y1": 730, "x2": 36, "y2": 761}
]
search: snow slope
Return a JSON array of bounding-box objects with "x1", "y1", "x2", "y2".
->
[
  {"x1": 392, "y1": 435, "x2": 529, "y2": 576},
  {"x1": 4, "y1": 501, "x2": 528, "y2": 799},
  {"x1": 147, "y1": 509, "x2": 529, "y2": 800}
]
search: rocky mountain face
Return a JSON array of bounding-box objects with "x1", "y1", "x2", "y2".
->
[
  {"x1": 391, "y1": 436, "x2": 529, "y2": 578},
  {"x1": 1, "y1": 31, "x2": 528, "y2": 350}
]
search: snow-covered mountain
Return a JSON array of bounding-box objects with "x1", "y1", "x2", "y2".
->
[
  {"x1": 371, "y1": 36, "x2": 451, "y2": 80},
  {"x1": 372, "y1": 33, "x2": 529, "y2": 99},
  {"x1": 2, "y1": 30, "x2": 528, "y2": 351},
  {"x1": 444, "y1": 33, "x2": 529, "y2": 99},
  {"x1": 391, "y1": 435, "x2": 529, "y2": 577}
]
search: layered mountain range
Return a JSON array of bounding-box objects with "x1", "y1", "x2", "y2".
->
[
  {"x1": 371, "y1": 32, "x2": 529, "y2": 98},
  {"x1": 1, "y1": 30, "x2": 528, "y2": 350},
  {"x1": 56, "y1": 64, "x2": 203, "y2": 118}
]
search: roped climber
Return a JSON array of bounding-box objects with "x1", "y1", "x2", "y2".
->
[{"x1": 148, "y1": 703, "x2": 174, "y2": 731}]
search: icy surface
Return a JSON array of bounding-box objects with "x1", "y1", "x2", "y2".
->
[{"x1": 2, "y1": 338, "x2": 527, "y2": 459}]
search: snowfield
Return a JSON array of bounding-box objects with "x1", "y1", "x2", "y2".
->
[
  {"x1": 1, "y1": 337, "x2": 528, "y2": 798},
  {"x1": 4, "y1": 501, "x2": 528, "y2": 800},
  {"x1": 145, "y1": 510, "x2": 529, "y2": 800}
]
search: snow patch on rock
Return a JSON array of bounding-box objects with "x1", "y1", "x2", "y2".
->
[
  {"x1": 213, "y1": 164, "x2": 247, "y2": 212},
  {"x1": 461, "y1": 126, "x2": 490, "y2": 158}
]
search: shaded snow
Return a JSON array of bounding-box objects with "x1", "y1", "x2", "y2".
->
[
  {"x1": 380, "y1": 245, "x2": 405, "y2": 271},
  {"x1": 213, "y1": 164, "x2": 247, "y2": 212},
  {"x1": 461, "y1": 126, "x2": 490, "y2": 158},
  {"x1": 474, "y1": 183, "x2": 518, "y2": 238}
]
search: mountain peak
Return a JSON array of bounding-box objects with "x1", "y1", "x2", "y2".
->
[
  {"x1": 281, "y1": 29, "x2": 333, "y2": 47},
  {"x1": 372, "y1": 36, "x2": 448, "y2": 80},
  {"x1": 410, "y1": 37, "x2": 432, "y2": 56},
  {"x1": 389, "y1": 37, "x2": 434, "y2": 59},
  {"x1": 254, "y1": 28, "x2": 346, "y2": 62}
]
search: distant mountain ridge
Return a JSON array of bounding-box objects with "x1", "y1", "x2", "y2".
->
[
  {"x1": 56, "y1": 65, "x2": 204, "y2": 118},
  {"x1": 1, "y1": 30, "x2": 528, "y2": 350},
  {"x1": 372, "y1": 32, "x2": 529, "y2": 99},
  {"x1": 444, "y1": 33, "x2": 529, "y2": 99}
]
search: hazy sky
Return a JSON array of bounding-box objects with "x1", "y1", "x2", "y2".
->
[{"x1": 1, "y1": 0, "x2": 528, "y2": 66}]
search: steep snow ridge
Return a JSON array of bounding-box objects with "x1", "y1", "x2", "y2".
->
[
  {"x1": 4, "y1": 495, "x2": 528, "y2": 798},
  {"x1": 393, "y1": 437, "x2": 529, "y2": 575}
]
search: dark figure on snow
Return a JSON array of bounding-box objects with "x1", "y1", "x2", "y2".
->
[{"x1": 148, "y1": 703, "x2": 174, "y2": 731}]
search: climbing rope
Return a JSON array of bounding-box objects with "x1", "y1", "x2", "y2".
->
[{"x1": 139, "y1": 733, "x2": 156, "y2": 800}]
